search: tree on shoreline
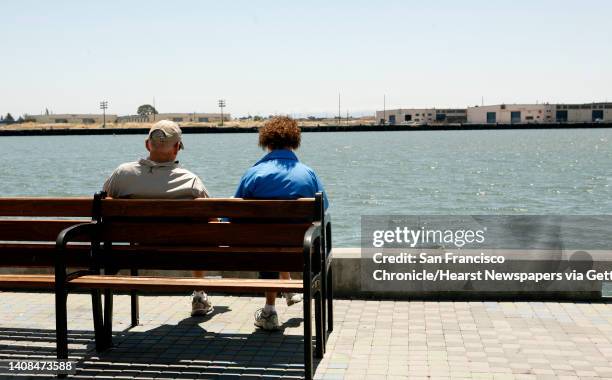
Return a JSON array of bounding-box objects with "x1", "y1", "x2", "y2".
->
[
  {"x1": 4, "y1": 113, "x2": 14, "y2": 124},
  {"x1": 137, "y1": 104, "x2": 158, "y2": 117}
]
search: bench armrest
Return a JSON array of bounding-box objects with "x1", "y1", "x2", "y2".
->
[
  {"x1": 303, "y1": 223, "x2": 323, "y2": 275},
  {"x1": 55, "y1": 222, "x2": 98, "y2": 250},
  {"x1": 55, "y1": 222, "x2": 99, "y2": 286},
  {"x1": 303, "y1": 223, "x2": 322, "y2": 253},
  {"x1": 322, "y1": 212, "x2": 332, "y2": 257}
]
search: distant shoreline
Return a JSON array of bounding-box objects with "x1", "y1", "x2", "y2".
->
[{"x1": 1, "y1": 122, "x2": 611, "y2": 136}]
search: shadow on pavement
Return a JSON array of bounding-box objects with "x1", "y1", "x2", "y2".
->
[{"x1": 0, "y1": 309, "x2": 319, "y2": 379}]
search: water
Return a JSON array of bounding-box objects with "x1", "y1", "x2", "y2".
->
[{"x1": 1, "y1": 129, "x2": 611, "y2": 246}]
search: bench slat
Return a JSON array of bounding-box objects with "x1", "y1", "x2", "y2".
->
[
  {"x1": 0, "y1": 220, "x2": 90, "y2": 242},
  {"x1": 0, "y1": 243, "x2": 90, "y2": 267},
  {"x1": 0, "y1": 274, "x2": 56, "y2": 288},
  {"x1": 0, "y1": 274, "x2": 303, "y2": 293},
  {"x1": 0, "y1": 243, "x2": 303, "y2": 271},
  {"x1": 99, "y1": 222, "x2": 311, "y2": 246},
  {"x1": 0, "y1": 198, "x2": 92, "y2": 217},
  {"x1": 100, "y1": 198, "x2": 317, "y2": 220},
  {"x1": 102, "y1": 245, "x2": 303, "y2": 271},
  {"x1": 69, "y1": 275, "x2": 304, "y2": 292}
]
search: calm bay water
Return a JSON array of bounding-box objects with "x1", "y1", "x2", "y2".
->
[{"x1": 1, "y1": 129, "x2": 611, "y2": 247}]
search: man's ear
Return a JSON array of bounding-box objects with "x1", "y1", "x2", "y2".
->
[
  {"x1": 145, "y1": 139, "x2": 152, "y2": 152},
  {"x1": 174, "y1": 142, "x2": 181, "y2": 154}
]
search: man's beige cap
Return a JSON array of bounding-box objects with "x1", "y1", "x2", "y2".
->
[{"x1": 147, "y1": 120, "x2": 184, "y2": 149}]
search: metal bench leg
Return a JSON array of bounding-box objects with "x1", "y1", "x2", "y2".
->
[
  {"x1": 327, "y1": 266, "x2": 334, "y2": 333},
  {"x1": 303, "y1": 240, "x2": 314, "y2": 380},
  {"x1": 91, "y1": 290, "x2": 104, "y2": 351},
  {"x1": 316, "y1": 234, "x2": 326, "y2": 357},
  {"x1": 55, "y1": 286, "x2": 69, "y2": 361},
  {"x1": 303, "y1": 284, "x2": 313, "y2": 380},
  {"x1": 54, "y1": 255, "x2": 69, "y2": 369},
  {"x1": 130, "y1": 268, "x2": 139, "y2": 327},
  {"x1": 102, "y1": 289, "x2": 114, "y2": 350},
  {"x1": 325, "y1": 221, "x2": 334, "y2": 334},
  {"x1": 314, "y1": 292, "x2": 324, "y2": 358},
  {"x1": 320, "y1": 253, "x2": 327, "y2": 346}
]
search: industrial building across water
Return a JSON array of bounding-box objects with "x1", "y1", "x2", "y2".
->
[
  {"x1": 22, "y1": 112, "x2": 230, "y2": 124},
  {"x1": 376, "y1": 102, "x2": 612, "y2": 125},
  {"x1": 11, "y1": 102, "x2": 612, "y2": 127}
]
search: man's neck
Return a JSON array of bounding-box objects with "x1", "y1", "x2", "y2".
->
[{"x1": 147, "y1": 154, "x2": 176, "y2": 163}]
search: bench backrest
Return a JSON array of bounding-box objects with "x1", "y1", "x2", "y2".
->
[
  {"x1": 0, "y1": 198, "x2": 94, "y2": 267},
  {"x1": 0, "y1": 195, "x2": 325, "y2": 273},
  {"x1": 92, "y1": 194, "x2": 323, "y2": 273}
]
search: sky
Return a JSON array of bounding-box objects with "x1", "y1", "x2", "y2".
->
[{"x1": 1, "y1": 0, "x2": 611, "y2": 118}]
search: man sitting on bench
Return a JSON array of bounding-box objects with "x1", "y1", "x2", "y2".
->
[
  {"x1": 103, "y1": 120, "x2": 214, "y2": 316},
  {"x1": 234, "y1": 116, "x2": 329, "y2": 330}
]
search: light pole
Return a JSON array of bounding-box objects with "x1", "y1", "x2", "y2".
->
[
  {"x1": 218, "y1": 99, "x2": 226, "y2": 126},
  {"x1": 99, "y1": 100, "x2": 108, "y2": 128}
]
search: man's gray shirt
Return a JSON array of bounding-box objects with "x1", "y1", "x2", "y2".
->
[{"x1": 103, "y1": 158, "x2": 209, "y2": 199}]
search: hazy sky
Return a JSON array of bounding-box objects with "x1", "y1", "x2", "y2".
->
[{"x1": 1, "y1": 1, "x2": 611, "y2": 118}]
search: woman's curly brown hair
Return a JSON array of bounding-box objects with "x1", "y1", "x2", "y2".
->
[{"x1": 258, "y1": 116, "x2": 301, "y2": 150}]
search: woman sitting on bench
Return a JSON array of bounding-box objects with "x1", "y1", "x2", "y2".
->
[{"x1": 234, "y1": 116, "x2": 329, "y2": 331}]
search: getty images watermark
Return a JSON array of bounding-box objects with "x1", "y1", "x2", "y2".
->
[{"x1": 360, "y1": 216, "x2": 612, "y2": 293}]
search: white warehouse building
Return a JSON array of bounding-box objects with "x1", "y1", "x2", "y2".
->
[
  {"x1": 375, "y1": 108, "x2": 467, "y2": 125},
  {"x1": 117, "y1": 112, "x2": 230, "y2": 123},
  {"x1": 376, "y1": 102, "x2": 612, "y2": 125},
  {"x1": 553, "y1": 103, "x2": 612, "y2": 123},
  {"x1": 467, "y1": 104, "x2": 555, "y2": 124},
  {"x1": 467, "y1": 103, "x2": 612, "y2": 124},
  {"x1": 25, "y1": 114, "x2": 118, "y2": 124}
]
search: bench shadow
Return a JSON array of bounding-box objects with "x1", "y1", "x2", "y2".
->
[
  {"x1": 124, "y1": 305, "x2": 232, "y2": 331},
  {"x1": 0, "y1": 312, "x2": 321, "y2": 379}
]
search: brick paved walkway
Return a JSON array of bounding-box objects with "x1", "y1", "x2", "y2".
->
[{"x1": 1, "y1": 292, "x2": 612, "y2": 379}]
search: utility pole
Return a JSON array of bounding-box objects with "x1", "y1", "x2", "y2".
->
[
  {"x1": 218, "y1": 99, "x2": 226, "y2": 126},
  {"x1": 383, "y1": 95, "x2": 386, "y2": 125},
  {"x1": 153, "y1": 97, "x2": 156, "y2": 121},
  {"x1": 99, "y1": 100, "x2": 108, "y2": 128},
  {"x1": 338, "y1": 93, "x2": 341, "y2": 125}
]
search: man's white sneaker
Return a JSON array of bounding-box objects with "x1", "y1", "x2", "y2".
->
[
  {"x1": 191, "y1": 291, "x2": 213, "y2": 316},
  {"x1": 254, "y1": 308, "x2": 280, "y2": 331},
  {"x1": 284, "y1": 292, "x2": 303, "y2": 306}
]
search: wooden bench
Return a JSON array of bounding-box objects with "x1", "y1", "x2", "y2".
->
[
  {"x1": 51, "y1": 192, "x2": 332, "y2": 379},
  {"x1": 0, "y1": 193, "x2": 332, "y2": 379},
  {"x1": 0, "y1": 194, "x2": 141, "y2": 327}
]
